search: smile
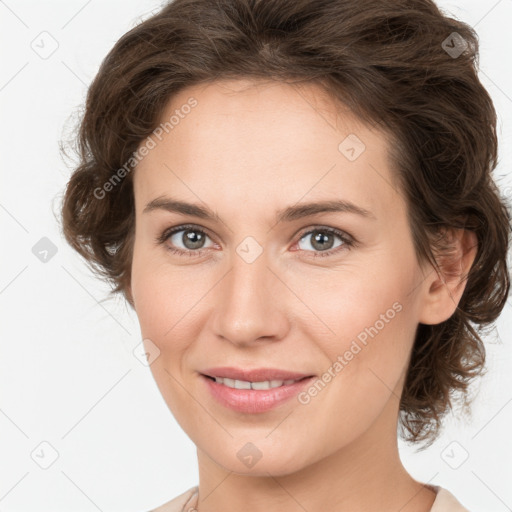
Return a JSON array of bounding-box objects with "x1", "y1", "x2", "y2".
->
[
  {"x1": 207, "y1": 375, "x2": 307, "y2": 390},
  {"x1": 201, "y1": 374, "x2": 314, "y2": 413}
]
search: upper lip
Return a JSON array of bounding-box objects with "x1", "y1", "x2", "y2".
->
[{"x1": 201, "y1": 367, "x2": 314, "y2": 382}]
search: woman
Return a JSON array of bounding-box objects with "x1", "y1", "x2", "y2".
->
[{"x1": 59, "y1": 0, "x2": 510, "y2": 510}]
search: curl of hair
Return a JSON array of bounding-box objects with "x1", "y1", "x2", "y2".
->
[{"x1": 59, "y1": 0, "x2": 511, "y2": 446}]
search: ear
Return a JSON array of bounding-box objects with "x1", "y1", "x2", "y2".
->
[{"x1": 417, "y1": 228, "x2": 478, "y2": 325}]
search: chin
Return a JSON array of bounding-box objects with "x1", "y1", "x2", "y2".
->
[
  {"x1": 226, "y1": 457, "x2": 307, "y2": 477},
  {"x1": 200, "y1": 438, "x2": 312, "y2": 477}
]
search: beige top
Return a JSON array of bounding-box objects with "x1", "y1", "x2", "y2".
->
[{"x1": 149, "y1": 484, "x2": 471, "y2": 512}]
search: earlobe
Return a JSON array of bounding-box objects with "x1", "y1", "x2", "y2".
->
[{"x1": 418, "y1": 228, "x2": 478, "y2": 325}]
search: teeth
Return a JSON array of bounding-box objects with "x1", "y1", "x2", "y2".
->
[{"x1": 213, "y1": 377, "x2": 299, "y2": 389}]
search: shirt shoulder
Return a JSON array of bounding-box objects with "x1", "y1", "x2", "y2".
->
[
  {"x1": 146, "y1": 484, "x2": 470, "y2": 512},
  {"x1": 430, "y1": 486, "x2": 471, "y2": 512},
  {"x1": 146, "y1": 486, "x2": 199, "y2": 512}
]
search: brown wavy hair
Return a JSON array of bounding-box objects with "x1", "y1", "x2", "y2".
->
[{"x1": 59, "y1": 0, "x2": 511, "y2": 447}]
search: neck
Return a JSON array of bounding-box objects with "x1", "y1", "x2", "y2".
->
[{"x1": 195, "y1": 394, "x2": 436, "y2": 512}]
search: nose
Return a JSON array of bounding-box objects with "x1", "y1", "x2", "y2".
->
[{"x1": 210, "y1": 249, "x2": 290, "y2": 347}]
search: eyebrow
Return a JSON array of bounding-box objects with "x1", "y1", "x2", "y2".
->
[{"x1": 143, "y1": 196, "x2": 376, "y2": 222}]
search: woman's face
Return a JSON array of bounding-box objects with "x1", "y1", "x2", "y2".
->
[{"x1": 130, "y1": 79, "x2": 437, "y2": 475}]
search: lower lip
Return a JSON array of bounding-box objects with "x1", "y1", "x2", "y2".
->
[{"x1": 201, "y1": 374, "x2": 314, "y2": 413}]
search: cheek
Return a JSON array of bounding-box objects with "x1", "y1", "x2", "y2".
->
[
  {"x1": 132, "y1": 239, "x2": 185, "y2": 329},
  {"x1": 131, "y1": 247, "x2": 204, "y2": 421},
  {"x1": 131, "y1": 242, "x2": 215, "y2": 365},
  {"x1": 294, "y1": 248, "x2": 419, "y2": 397},
  {"x1": 296, "y1": 253, "x2": 416, "y2": 346}
]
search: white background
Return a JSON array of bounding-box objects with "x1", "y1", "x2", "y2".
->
[{"x1": 0, "y1": 0, "x2": 511, "y2": 511}]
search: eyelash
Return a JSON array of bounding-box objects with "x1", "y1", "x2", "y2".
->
[{"x1": 155, "y1": 224, "x2": 355, "y2": 259}]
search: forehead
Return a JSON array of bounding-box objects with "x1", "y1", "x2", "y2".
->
[{"x1": 133, "y1": 79, "x2": 402, "y2": 223}]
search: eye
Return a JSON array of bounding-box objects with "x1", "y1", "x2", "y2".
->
[
  {"x1": 294, "y1": 227, "x2": 354, "y2": 258},
  {"x1": 156, "y1": 224, "x2": 355, "y2": 258},
  {"x1": 156, "y1": 224, "x2": 216, "y2": 257}
]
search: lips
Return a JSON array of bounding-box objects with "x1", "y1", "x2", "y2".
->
[
  {"x1": 200, "y1": 366, "x2": 313, "y2": 382},
  {"x1": 201, "y1": 371, "x2": 315, "y2": 413},
  {"x1": 199, "y1": 366, "x2": 316, "y2": 413}
]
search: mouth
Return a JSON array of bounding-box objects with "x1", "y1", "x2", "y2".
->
[
  {"x1": 200, "y1": 366, "x2": 314, "y2": 382},
  {"x1": 201, "y1": 374, "x2": 311, "y2": 390},
  {"x1": 199, "y1": 368, "x2": 316, "y2": 413}
]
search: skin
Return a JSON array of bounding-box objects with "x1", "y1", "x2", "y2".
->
[{"x1": 129, "y1": 78, "x2": 477, "y2": 512}]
